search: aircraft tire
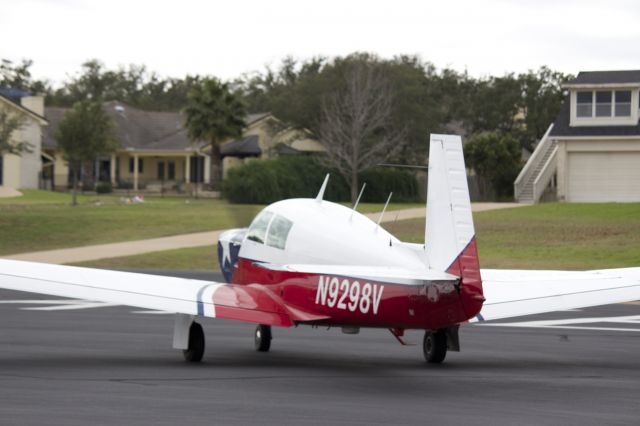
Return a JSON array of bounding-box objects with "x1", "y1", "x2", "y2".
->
[
  {"x1": 183, "y1": 321, "x2": 205, "y2": 362},
  {"x1": 423, "y1": 330, "x2": 447, "y2": 363},
  {"x1": 254, "y1": 325, "x2": 272, "y2": 352}
]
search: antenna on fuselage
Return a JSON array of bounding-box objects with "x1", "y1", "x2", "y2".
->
[
  {"x1": 350, "y1": 182, "x2": 367, "y2": 220},
  {"x1": 376, "y1": 192, "x2": 393, "y2": 230},
  {"x1": 316, "y1": 174, "x2": 330, "y2": 202}
]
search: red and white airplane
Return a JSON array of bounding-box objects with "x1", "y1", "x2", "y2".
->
[{"x1": 1, "y1": 134, "x2": 639, "y2": 363}]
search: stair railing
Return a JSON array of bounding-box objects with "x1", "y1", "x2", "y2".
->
[{"x1": 514, "y1": 123, "x2": 554, "y2": 201}]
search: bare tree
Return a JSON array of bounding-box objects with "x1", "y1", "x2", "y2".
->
[{"x1": 317, "y1": 61, "x2": 406, "y2": 203}]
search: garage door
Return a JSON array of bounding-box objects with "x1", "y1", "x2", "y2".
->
[{"x1": 567, "y1": 152, "x2": 640, "y2": 202}]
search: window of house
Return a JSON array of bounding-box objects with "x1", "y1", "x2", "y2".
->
[
  {"x1": 576, "y1": 91, "x2": 593, "y2": 117},
  {"x1": 614, "y1": 90, "x2": 631, "y2": 117},
  {"x1": 129, "y1": 158, "x2": 144, "y2": 173},
  {"x1": 266, "y1": 215, "x2": 293, "y2": 250},
  {"x1": 168, "y1": 161, "x2": 176, "y2": 180},
  {"x1": 595, "y1": 91, "x2": 612, "y2": 117},
  {"x1": 246, "y1": 210, "x2": 274, "y2": 244}
]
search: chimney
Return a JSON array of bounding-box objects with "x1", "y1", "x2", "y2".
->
[{"x1": 20, "y1": 95, "x2": 44, "y2": 117}]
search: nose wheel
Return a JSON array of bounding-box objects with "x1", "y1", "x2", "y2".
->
[
  {"x1": 423, "y1": 330, "x2": 447, "y2": 363},
  {"x1": 254, "y1": 324, "x2": 272, "y2": 352}
]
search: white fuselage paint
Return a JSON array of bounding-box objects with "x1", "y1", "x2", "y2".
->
[{"x1": 238, "y1": 199, "x2": 428, "y2": 271}]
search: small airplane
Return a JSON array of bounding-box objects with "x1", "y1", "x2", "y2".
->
[{"x1": 1, "y1": 134, "x2": 639, "y2": 364}]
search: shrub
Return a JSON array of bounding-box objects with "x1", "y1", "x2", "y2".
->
[
  {"x1": 117, "y1": 181, "x2": 133, "y2": 190},
  {"x1": 96, "y1": 182, "x2": 113, "y2": 194},
  {"x1": 223, "y1": 156, "x2": 419, "y2": 204}
]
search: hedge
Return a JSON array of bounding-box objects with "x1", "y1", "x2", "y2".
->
[{"x1": 222, "y1": 156, "x2": 420, "y2": 204}]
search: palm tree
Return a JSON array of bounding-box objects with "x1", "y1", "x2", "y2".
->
[{"x1": 184, "y1": 78, "x2": 245, "y2": 190}]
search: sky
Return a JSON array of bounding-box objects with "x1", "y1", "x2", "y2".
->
[{"x1": 3, "y1": 0, "x2": 640, "y2": 86}]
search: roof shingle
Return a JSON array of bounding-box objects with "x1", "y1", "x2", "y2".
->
[
  {"x1": 565, "y1": 70, "x2": 640, "y2": 86},
  {"x1": 44, "y1": 102, "x2": 265, "y2": 151},
  {"x1": 220, "y1": 134, "x2": 261, "y2": 156}
]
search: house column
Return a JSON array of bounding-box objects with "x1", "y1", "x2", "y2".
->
[
  {"x1": 110, "y1": 154, "x2": 117, "y2": 185},
  {"x1": 203, "y1": 154, "x2": 211, "y2": 184},
  {"x1": 133, "y1": 153, "x2": 139, "y2": 191},
  {"x1": 185, "y1": 154, "x2": 191, "y2": 184}
]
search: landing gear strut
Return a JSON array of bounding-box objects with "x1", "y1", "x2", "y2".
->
[
  {"x1": 254, "y1": 324, "x2": 272, "y2": 352},
  {"x1": 183, "y1": 321, "x2": 205, "y2": 362},
  {"x1": 423, "y1": 330, "x2": 447, "y2": 363}
]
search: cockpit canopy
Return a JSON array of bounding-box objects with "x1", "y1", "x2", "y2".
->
[{"x1": 246, "y1": 210, "x2": 294, "y2": 250}]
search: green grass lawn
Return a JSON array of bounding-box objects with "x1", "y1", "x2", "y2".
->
[
  {"x1": 385, "y1": 203, "x2": 640, "y2": 270},
  {"x1": 73, "y1": 246, "x2": 220, "y2": 271},
  {"x1": 0, "y1": 191, "x2": 263, "y2": 255},
  {"x1": 75, "y1": 203, "x2": 640, "y2": 272},
  {"x1": 0, "y1": 190, "x2": 419, "y2": 255}
]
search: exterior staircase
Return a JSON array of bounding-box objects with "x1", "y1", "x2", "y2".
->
[{"x1": 514, "y1": 124, "x2": 557, "y2": 203}]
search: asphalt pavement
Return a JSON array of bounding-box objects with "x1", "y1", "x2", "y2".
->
[{"x1": 0, "y1": 270, "x2": 638, "y2": 425}]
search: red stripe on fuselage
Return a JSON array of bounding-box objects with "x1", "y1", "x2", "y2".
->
[{"x1": 230, "y1": 258, "x2": 474, "y2": 329}]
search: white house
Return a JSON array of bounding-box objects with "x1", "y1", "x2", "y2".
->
[
  {"x1": 515, "y1": 70, "x2": 640, "y2": 203},
  {"x1": 0, "y1": 89, "x2": 48, "y2": 190}
]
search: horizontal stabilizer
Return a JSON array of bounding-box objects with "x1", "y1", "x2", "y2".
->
[{"x1": 475, "y1": 267, "x2": 640, "y2": 322}]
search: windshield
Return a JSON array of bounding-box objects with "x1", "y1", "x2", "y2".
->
[{"x1": 246, "y1": 210, "x2": 273, "y2": 244}]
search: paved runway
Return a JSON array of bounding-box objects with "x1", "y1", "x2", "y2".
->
[{"x1": 0, "y1": 270, "x2": 638, "y2": 425}]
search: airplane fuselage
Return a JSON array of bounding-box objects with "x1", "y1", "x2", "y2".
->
[{"x1": 219, "y1": 198, "x2": 482, "y2": 330}]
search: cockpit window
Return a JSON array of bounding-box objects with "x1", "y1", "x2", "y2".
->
[
  {"x1": 246, "y1": 210, "x2": 273, "y2": 244},
  {"x1": 266, "y1": 215, "x2": 293, "y2": 250}
]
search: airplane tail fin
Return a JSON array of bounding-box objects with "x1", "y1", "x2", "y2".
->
[{"x1": 425, "y1": 134, "x2": 483, "y2": 317}]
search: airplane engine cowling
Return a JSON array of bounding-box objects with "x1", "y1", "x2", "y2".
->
[{"x1": 217, "y1": 228, "x2": 247, "y2": 283}]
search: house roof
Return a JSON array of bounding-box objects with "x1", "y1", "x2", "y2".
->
[
  {"x1": 549, "y1": 95, "x2": 640, "y2": 138},
  {"x1": 44, "y1": 102, "x2": 268, "y2": 152},
  {"x1": 246, "y1": 112, "x2": 271, "y2": 126},
  {"x1": 564, "y1": 70, "x2": 640, "y2": 86},
  {"x1": 220, "y1": 134, "x2": 261, "y2": 156},
  {"x1": 44, "y1": 101, "x2": 207, "y2": 151},
  {"x1": 0, "y1": 87, "x2": 32, "y2": 101}
]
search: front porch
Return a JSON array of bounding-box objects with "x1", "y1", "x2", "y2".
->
[
  {"x1": 111, "y1": 150, "x2": 210, "y2": 192},
  {"x1": 45, "y1": 149, "x2": 211, "y2": 194}
]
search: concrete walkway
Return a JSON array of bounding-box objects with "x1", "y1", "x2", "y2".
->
[
  {"x1": 0, "y1": 187, "x2": 22, "y2": 198},
  {"x1": 4, "y1": 203, "x2": 525, "y2": 265}
]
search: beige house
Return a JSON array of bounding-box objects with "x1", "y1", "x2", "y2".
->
[
  {"x1": 515, "y1": 70, "x2": 640, "y2": 203},
  {"x1": 0, "y1": 89, "x2": 48, "y2": 190},
  {"x1": 218, "y1": 113, "x2": 325, "y2": 178},
  {"x1": 44, "y1": 101, "x2": 210, "y2": 192}
]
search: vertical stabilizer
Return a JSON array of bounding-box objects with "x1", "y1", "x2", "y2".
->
[
  {"x1": 426, "y1": 135, "x2": 474, "y2": 270},
  {"x1": 425, "y1": 134, "x2": 483, "y2": 317}
]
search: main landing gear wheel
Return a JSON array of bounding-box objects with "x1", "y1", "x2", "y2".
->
[
  {"x1": 423, "y1": 330, "x2": 447, "y2": 364},
  {"x1": 183, "y1": 321, "x2": 205, "y2": 362},
  {"x1": 254, "y1": 324, "x2": 272, "y2": 352}
]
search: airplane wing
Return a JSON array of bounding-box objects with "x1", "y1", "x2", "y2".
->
[
  {"x1": 475, "y1": 267, "x2": 640, "y2": 322},
  {"x1": 0, "y1": 259, "x2": 305, "y2": 327}
]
